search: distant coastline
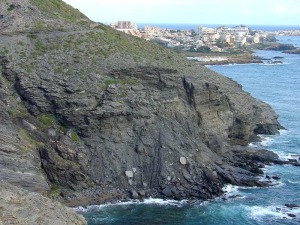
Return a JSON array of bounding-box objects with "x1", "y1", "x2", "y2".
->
[
  {"x1": 185, "y1": 53, "x2": 263, "y2": 66},
  {"x1": 137, "y1": 23, "x2": 300, "y2": 32},
  {"x1": 110, "y1": 22, "x2": 300, "y2": 65}
]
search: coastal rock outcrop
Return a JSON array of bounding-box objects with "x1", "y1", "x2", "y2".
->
[
  {"x1": 0, "y1": 0, "x2": 284, "y2": 219},
  {"x1": 0, "y1": 182, "x2": 86, "y2": 225}
]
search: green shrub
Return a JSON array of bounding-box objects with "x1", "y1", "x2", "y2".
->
[
  {"x1": 35, "y1": 39, "x2": 45, "y2": 53},
  {"x1": 34, "y1": 20, "x2": 44, "y2": 31},
  {"x1": 70, "y1": 131, "x2": 80, "y2": 143},
  {"x1": 29, "y1": 0, "x2": 88, "y2": 23},
  {"x1": 18, "y1": 128, "x2": 44, "y2": 154},
  {"x1": 47, "y1": 185, "x2": 61, "y2": 199},
  {"x1": 38, "y1": 114, "x2": 56, "y2": 127},
  {"x1": 9, "y1": 102, "x2": 28, "y2": 119},
  {"x1": 18, "y1": 41, "x2": 26, "y2": 46},
  {"x1": 27, "y1": 33, "x2": 38, "y2": 39}
]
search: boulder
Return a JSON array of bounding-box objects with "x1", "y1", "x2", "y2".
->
[
  {"x1": 162, "y1": 187, "x2": 172, "y2": 197},
  {"x1": 22, "y1": 120, "x2": 37, "y2": 130},
  {"x1": 138, "y1": 190, "x2": 146, "y2": 196},
  {"x1": 125, "y1": 171, "x2": 134, "y2": 178},
  {"x1": 180, "y1": 157, "x2": 187, "y2": 165},
  {"x1": 130, "y1": 190, "x2": 139, "y2": 199},
  {"x1": 183, "y1": 170, "x2": 192, "y2": 181},
  {"x1": 171, "y1": 186, "x2": 180, "y2": 196}
]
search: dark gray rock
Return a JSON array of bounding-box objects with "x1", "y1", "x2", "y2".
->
[
  {"x1": 162, "y1": 187, "x2": 172, "y2": 197},
  {"x1": 228, "y1": 194, "x2": 242, "y2": 199},
  {"x1": 272, "y1": 175, "x2": 280, "y2": 180},
  {"x1": 130, "y1": 190, "x2": 139, "y2": 199},
  {"x1": 288, "y1": 159, "x2": 297, "y2": 163},
  {"x1": 287, "y1": 213, "x2": 297, "y2": 218},
  {"x1": 138, "y1": 190, "x2": 145, "y2": 197},
  {"x1": 171, "y1": 186, "x2": 180, "y2": 196},
  {"x1": 285, "y1": 204, "x2": 300, "y2": 209}
]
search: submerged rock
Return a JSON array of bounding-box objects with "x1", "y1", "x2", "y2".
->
[
  {"x1": 285, "y1": 204, "x2": 300, "y2": 209},
  {"x1": 287, "y1": 213, "x2": 297, "y2": 218},
  {"x1": 228, "y1": 194, "x2": 242, "y2": 199},
  {"x1": 272, "y1": 175, "x2": 280, "y2": 180}
]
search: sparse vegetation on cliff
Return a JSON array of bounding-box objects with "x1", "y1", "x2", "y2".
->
[{"x1": 29, "y1": 0, "x2": 88, "y2": 23}]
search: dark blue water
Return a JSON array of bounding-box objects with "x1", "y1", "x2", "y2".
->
[
  {"x1": 137, "y1": 23, "x2": 300, "y2": 31},
  {"x1": 77, "y1": 36, "x2": 300, "y2": 224}
]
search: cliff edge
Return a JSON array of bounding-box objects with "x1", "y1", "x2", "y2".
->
[{"x1": 0, "y1": 0, "x2": 282, "y2": 220}]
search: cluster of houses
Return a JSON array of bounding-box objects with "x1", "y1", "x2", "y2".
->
[
  {"x1": 273, "y1": 29, "x2": 300, "y2": 36},
  {"x1": 109, "y1": 21, "x2": 274, "y2": 52}
]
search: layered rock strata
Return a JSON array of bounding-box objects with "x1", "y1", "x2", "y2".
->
[{"x1": 0, "y1": 0, "x2": 284, "y2": 218}]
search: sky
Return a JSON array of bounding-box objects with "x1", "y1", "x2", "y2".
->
[{"x1": 63, "y1": 0, "x2": 300, "y2": 26}]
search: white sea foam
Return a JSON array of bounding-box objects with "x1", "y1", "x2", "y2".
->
[
  {"x1": 75, "y1": 198, "x2": 188, "y2": 213},
  {"x1": 221, "y1": 184, "x2": 247, "y2": 199},
  {"x1": 261, "y1": 63, "x2": 290, "y2": 66},
  {"x1": 279, "y1": 129, "x2": 289, "y2": 135},
  {"x1": 260, "y1": 136, "x2": 274, "y2": 147},
  {"x1": 270, "y1": 181, "x2": 285, "y2": 188},
  {"x1": 247, "y1": 205, "x2": 300, "y2": 220},
  {"x1": 222, "y1": 184, "x2": 239, "y2": 194},
  {"x1": 140, "y1": 198, "x2": 188, "y2": 206},
  {"x1": 248, "y1": 206, "x2": 286, "y2": 219},
  {"x1": 250, "y1": 129, "x2": 288, "y2": 148},
  {"x1": 223, "y1": 63, "x2": 262, "y2": 67},
  {"x1": 276, "y1": 152, "x2": 300, "y2": 161},
  {"x1": 288, "y1": 180, "x2": 300, "y2": 184}
]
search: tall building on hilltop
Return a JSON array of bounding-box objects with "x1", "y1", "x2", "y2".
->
[
  {"x1": 109, "y1": 21, "x2": 140, "y2": 37},
  {"x1": 115, "y1": 21, "x2": 137, "y2": 30}
]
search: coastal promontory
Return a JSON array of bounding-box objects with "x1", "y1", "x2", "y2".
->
[{"x1": 0, "y1": 0, "x2": 283, "y2": 223}]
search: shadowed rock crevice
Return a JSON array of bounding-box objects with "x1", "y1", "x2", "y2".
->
[{"x1": 182, "y1": 76, "x2": 196, "y2": 108}]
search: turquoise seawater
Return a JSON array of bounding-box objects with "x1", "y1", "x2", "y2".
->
[{"x1": 77, "y1": 36, "x2": 300, "y2": 225}]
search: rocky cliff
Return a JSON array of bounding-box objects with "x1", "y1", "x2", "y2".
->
[{"x1": 0, "y1": 0, "x2": 283, "y2": 221}]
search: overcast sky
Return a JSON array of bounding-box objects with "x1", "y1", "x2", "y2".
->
[{"x1": 64, "y1": 0, "x2": 300, "y2": 26}]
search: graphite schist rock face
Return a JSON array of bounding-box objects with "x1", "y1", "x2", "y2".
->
[{"x1": 0, "y1": 0, "x2": 283, "y2": 223}]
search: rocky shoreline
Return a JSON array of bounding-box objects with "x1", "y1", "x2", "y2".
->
[
  {"x1": 64, "y1": 146, "x2": 300, "y2": 208},
  {"x1": 198, "y1": 54, "x2": 263, "y2": 66},
  {"x1": 187, "y1": 41, "x2": 300, "y2": 66},
  {"x1": 185, "y1": 53, "x2": 263, "y2": 66}
]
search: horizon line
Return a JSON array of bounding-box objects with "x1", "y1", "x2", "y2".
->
[{"x1": 103, "y1": 21, "x2": 300, "y2": 27}]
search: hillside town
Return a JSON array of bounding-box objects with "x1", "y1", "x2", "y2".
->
[{"x1": 109, "y1": 21, "x2": 300, "y2": 53}]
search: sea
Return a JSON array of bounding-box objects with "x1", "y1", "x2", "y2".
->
[
  {"x1": 76, "y1": 35, "x2": 300, "y2": 225},
  {"x1": 137, "y1": 23, "x2": 300, "y2": 31}
]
